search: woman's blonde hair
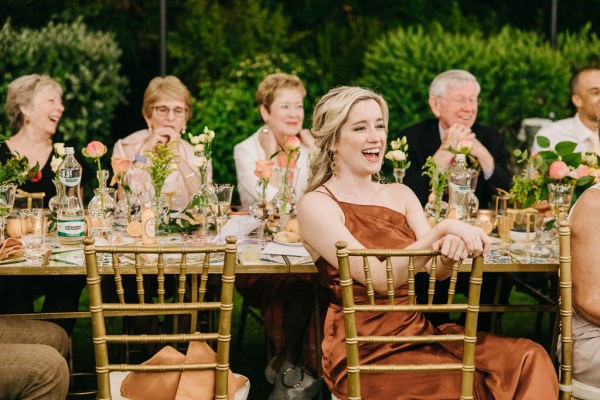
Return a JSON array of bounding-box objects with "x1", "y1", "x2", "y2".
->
[
  {"x1": 306, "y1": 86, "x2": 389, "y2": 192},
  {"x1": 256, "y1": 73, "x2": 306, "y2": 112},
  {"x1": 142, "y1": 75, "x2": 192, "y2": 121},
  {"x1": 5, "y1": 74, "x2": 63, "y2": 132}
]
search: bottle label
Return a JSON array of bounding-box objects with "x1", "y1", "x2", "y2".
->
[
  {"x1": 449, "y1": 182, "x2": 470, "y2": 194},
  {"x1": 144, "y1": 217, "x2": 156, "y2": 238},
  {"x1": 57, "y1": 218, "x2": 85, "y2": 237},
  {"x1": 60, "y1": 176, "x2": 81, "y2": 187}
]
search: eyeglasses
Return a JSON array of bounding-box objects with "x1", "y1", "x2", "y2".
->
[
  {"x1": 153, "y1": 105, "x2": 187, "y2": 118},
  {"x1": 439, "y1": 96, "x2": 481, "y2": 106}
]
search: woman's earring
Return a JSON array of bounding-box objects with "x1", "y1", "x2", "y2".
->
[
  {"x1": 261, "y1": 127, "x2": 269, "y2": 135},
  {"x1": 330, "y1": 153, "x2": 339, "y2": 178}
]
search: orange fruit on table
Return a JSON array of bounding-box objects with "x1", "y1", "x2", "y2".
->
[{"x1": 126, "y1": 221, "x2": 142, "y2": 237}]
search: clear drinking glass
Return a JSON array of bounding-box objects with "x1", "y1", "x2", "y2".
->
[
  {"x1": 207, "y1": 184, "x2": 234, "y2": 244},
  {"x1": 19, "y1": 208, "x2": 46, "y2": 265},
  {"x1": 548, "y1": 182, "x2": 574, "y2": 220},
  {"x1": 0, "y1": 184, "x2": 17, "y2": 242}
]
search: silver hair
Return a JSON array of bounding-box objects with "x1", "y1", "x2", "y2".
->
[{"x1": 428, "y1": 69, "x2": 481, "y2": 98}]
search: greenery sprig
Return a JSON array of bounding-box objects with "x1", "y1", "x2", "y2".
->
[{"x1": 144, "y1": 141, "x2": 177, "y2": 197}]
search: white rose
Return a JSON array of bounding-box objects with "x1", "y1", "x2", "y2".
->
[
  {"x1": 194, "y1": 144, "x2": 205, "y2": 153},
  {"x1": 198, "y1": 134, "x2": 207, "y2": 143},
  {"x1": 390, "y1": 139, "x2": 401, "y2": 150},
  {"x1": 50, "y1": 155, "x2": 63, "y2": 173},
  {"x1": 392, "y1": 150, "x2": 406, "y2": 162},
  {"x1": 190, "y1": 136, "x2": 200, "y2": 145},
  {"x1": 54, "y1": 143, "x2": 66, "y2": 157}
]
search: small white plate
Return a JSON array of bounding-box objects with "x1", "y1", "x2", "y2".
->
[{"x1": 273, "y1": 239, "x2": 304, "y2": 247}]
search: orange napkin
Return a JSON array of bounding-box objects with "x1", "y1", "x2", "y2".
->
[
  {"x1": 120, "y1": 339, "x2": 247, "y2": 400},
  {"x1": 0, "y1": 238, "x2": 24, "y2": 260}
]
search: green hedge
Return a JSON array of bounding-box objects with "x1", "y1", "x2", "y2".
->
[
  {"x1": 0, "y1": 19, "x2": 128, "y2": 149},
  {"x1": 361, "y1": 24, "x2": 600, "y2": 156},
  {"x1": 188, "y1": 53, "x2": 332, "y2": 201}
]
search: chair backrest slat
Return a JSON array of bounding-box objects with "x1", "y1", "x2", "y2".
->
[
  {"x1": 558, "y1": 219, "x2": 573, "y2": 400},
  {"x1": 335, "y1": 240, "x2": 483, "y2": 399}
]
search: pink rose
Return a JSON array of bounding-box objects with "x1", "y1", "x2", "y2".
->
[
  {"x1": 568, "y1": 165, "x2": 590, "y2": 179},
  {"x1": 548, "y1": 161, "x2": 570, "y2": 179},
  {"x1": 254, "y1": 160, "x2": 274, "y2": 179},
  {"x1": 285, "y1": 136, "x2": 301, "y2": 151},
  {"x1": 83, "y1": 141, "x2": 107, "y2": 158}
]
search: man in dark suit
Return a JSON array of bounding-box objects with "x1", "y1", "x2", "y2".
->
[
  {"x1": 401, "y1": 70, "x2": 512, "y2": 331},
  {"x1": 402, "y1": 69, "x2": 511, "y2": 209}
]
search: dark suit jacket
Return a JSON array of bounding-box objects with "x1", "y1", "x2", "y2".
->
[{"x1": 401, "y1": 119, "x2": 512, "y2": 209}]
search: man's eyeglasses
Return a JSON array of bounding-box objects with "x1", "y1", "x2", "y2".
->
[
  {"x1": 439, "y1": 97, "x2": 481, "y2": 106},
  {"x1": 153, "y1": 105, "x2": 187, "y2": 118}
]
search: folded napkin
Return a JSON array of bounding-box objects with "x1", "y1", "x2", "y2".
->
[
  {"x1": 0, "y1": 238, "x2": 24, "y2": 261},
  {"x1": 120, "y1": 339, "x2": 248, "y2": 400}
]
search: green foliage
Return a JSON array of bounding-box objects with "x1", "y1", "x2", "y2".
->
[
  {"x1": 361, "y1": 24, "x2": 600, "y2": 161},
  {"x1": 187, "y1": 53, "x2": 332, "y2": 197},
  {"x1": 169, "y1": 0, "x2": 298, "y2": 89},
  {"x1": 0, "y1": 19, "x2": 128, "y2": 149},
  {"x1": 0, "y1": 153, "x2": 39, "y2": 185}
]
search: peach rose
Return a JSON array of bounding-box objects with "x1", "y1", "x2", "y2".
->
[
  {"x1": 285, "y1": 136, "x2": 301, "y2": 151},
  {"x1": 254, "y1": 160, "x2": 274, "y2": 179},
  {"x1": 548, "y1": 160, "x2": 569, "y2": 179},
  {"x1": 111, "y1": 157, "x2": 132, "y2": 175},
  {"x1": 568, "y1": 164, "x2": 590, "y2": 179},
  {"x1": 83, "y1": 141, "x2": 107, "y2": 158}
]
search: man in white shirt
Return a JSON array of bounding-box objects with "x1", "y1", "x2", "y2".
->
[{"x1": 532, "y1": 67, "x2": 600, "y2": 154}]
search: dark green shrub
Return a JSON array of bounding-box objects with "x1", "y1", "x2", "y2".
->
[
  {"x1": 361, "y1": 24, "x2": 600, "y2": 155},
  {"x1": 187, "y1": 53, "x2": 332, "y2": 200},
  {"x1": 0, "y1": 19, "x2": 128, "y2": 148}
]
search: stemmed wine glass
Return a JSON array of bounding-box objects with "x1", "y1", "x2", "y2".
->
[
  {"x1": 207, "y1": 184, "x2": 234, "y2": 244},
  {"x1": 0, "y1": 184, "x2": 16, "y2": 242},
  {"x1": 548, "y1": 182, "x2": 574, "y2": 221}
]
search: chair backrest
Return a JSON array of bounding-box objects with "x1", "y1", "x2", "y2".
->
[
  {"x1": 84, "y1": 235, "x2": 237, "y2": 400},
  {"x1": 558, "y1": 219, "x2": 573, "y2": 399},
  {"x1": 335, "y1": 242, "x2": 484, "y2": 400}
]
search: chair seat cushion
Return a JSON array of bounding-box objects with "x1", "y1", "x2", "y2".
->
[{"x1": 573, "y1": 378, "x2": 600, "y2": 400}]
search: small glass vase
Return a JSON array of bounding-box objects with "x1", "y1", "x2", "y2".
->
[
  {"x1": 88, "y1": 170, "x2": 116, "y2": 228},
  {"x1": 272, "y1": 166, "x2": 298, "y2": 224},
  {"x1": 152, "y1": 195, "x2": 170, "y2": 231},
  {"x1": 115, "y1": 191, "x2": 141, "y2": 224},
  {"x1": 48, "y1": 179, "x2": 65, "y2": 213},
  {"x1": 249, "y1": 186, "x2": 274, "y2": 222},
  {"x1": 424, "y1": 193, "x2": 448, "y2": 225},
  {"x1": 393, "y1": 167, "x2": 406, "y2": 184},
  {"x1": 188, "y1": 166, "x2": 210, "y2": 215},
  {"x1": 467, "y1": 168, "x2": 480, "y2": 222}
]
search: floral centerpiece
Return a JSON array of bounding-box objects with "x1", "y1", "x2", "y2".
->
[
  {"x1": 447, "y1": 139, "x2": 480, "y2": 170},
  {"x1": 0, "y1": 153, "x2": 40, "y2": 185},
  {"x1": 250, "y1": 159, "x2": 275, "y2": 221},
  {"x1": 422, "y1": 156, "x2": 449, "y2": 224},
  {"x1": 187, "y1": 125, "x2": 215, "y2": 185},
  {"x1": 110, "y1": 157, "x2": 135, "y2": 222},
  {"x1": 83, "y1": 141, "x2": 115, "y2": 224},
  {"x1": 272, "y1": 136, "x2": 301, "y2": 217},
  {"x1": 385, "y1": 136, "x2": 411, "y2": 183},
  {"x1": 510, "y1": 136, "x2": 597, "y2": 209},
  {"x1": 144, "y1": 141, "x2": 177, "y2": 227}
]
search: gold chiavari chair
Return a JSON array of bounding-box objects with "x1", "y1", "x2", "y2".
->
[
  {"x1": 84, "y1": 235, "x2": 249, "y2": 400},
  {"x1": 335, "y1": 242, "x2": 484, "y2": 400},
  {"x1": 557, "y1": 218, "x2": 600, "y2": 399},
  {"x1": 557, "y1": 219, "x2": 573, "y2": 400}
]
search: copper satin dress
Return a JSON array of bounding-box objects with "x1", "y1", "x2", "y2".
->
[{"x1": 316, "y1": 189, "x2": 558, "y2": 399}]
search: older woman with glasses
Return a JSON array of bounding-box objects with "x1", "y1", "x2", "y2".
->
[{"x1": 112, "y1": 75, "x2": 207, "y2": 205}]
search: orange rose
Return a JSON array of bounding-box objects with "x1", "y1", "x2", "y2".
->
[
  {"x1": 110, "y1": 157, "x2": 132, "y2": 186},
  {"x1": 254, "y1": 160, "x2": 274, "y2": 179}
]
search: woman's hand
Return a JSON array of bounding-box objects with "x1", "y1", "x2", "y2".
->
[
  {"x1": 139, "y1": 127, "x2": 182, "y2": 154},
  {"x1": 298, "y1": 128, "x2": 318, "y2": 152},
  {"x1": 432, "y1": 234, "x2": 469, "y2": 261},
  {"x1": 437, "y1": 219, "x2": 491, "y2": 257},
  {"x1": 258, "y1": 128, "x2": 279, "y2": 159}
]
